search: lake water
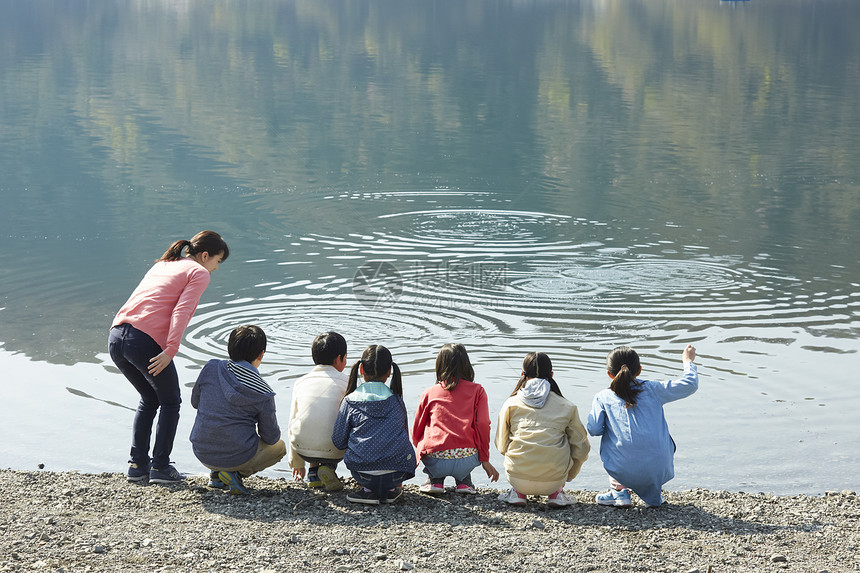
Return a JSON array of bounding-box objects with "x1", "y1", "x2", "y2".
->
[{"x1": 1, "y1": 0, "x2": 858, "y2": 495}]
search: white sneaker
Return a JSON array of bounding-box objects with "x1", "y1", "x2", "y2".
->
[
  {"x1": 498, "y1": 487, "x2": 527, "y2": 506},
  {"x1": 547, "y1": 489, "x2": 577, "y2": 508}
]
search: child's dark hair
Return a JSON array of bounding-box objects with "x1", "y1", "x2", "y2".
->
[
  {"x1": 311, "y1": 331, "x2": 347, "y2": 365},
  {"x1": 228, "y1": 325, "x2": 267, "y2": 363},
  {"x1": 435, "y1": 343, "x2": 475, "y2": 391},
  {"x1": 346, "y1": 345, "x2": 402, "y2": 396},
  {"x1": 606, "y1": 346, "x2": 643, "y2": 408},
  {"x1": 158, "y1": 230, "x2": 230, "y2": 263},
  {"x1": 510, "y1": 352, "x2": 564, "y2": 397}
]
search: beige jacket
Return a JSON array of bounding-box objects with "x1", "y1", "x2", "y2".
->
[
  {"x1": 288, "y1": 365, "x2": 349, "y2": 467},
  {"x1": 495, "y1": 381, "x2": 590, "y2": 483}
]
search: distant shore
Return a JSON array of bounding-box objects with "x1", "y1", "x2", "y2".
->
[{"x1": 1, "y1": 469, "x2": 854, "y2": 572}]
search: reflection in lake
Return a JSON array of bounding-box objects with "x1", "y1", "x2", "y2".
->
[{"x1": 0, "y1": 0, "x2": 858, "y2": 494}]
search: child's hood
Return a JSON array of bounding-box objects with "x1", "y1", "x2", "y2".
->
[
  {"x1": 213, "y1": 360, "x2": 274, "y2": 407},
  {"x1": 517, "y1": 377, "x2": 551, "y2": 408},
  {"x1": 346, "y1": 381, "x2": 399, "y2": 417}
]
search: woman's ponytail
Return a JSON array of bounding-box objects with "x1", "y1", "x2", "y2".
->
[{"x1": 158, "y1": 240, "x2": 192, "y2": 262}]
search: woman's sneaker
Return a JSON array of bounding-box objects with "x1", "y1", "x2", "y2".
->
[
  {"x1": 218, "y1": 471, "x2": 249, "y2": 495},
  {"x1": 547, "y1": 489, "x2": 577, "y2": 508},
  {"x1": 149, "y1": 465, "x2": 185, "y2": 484},
  {"x1": 419, "y1": 480, "x2": 445, "y2": 495},
  {"x1": 127, "y1": 462, "x2": 149, "y2": 483},
  {"x1": 498, "y1": 488, "x2": 527, "y2": 506},
  {"x1": 595, "y1": 488, "x2": 632, "y2": 507},
  {"x1": 317, "y1": 466, "x2": 344, "y2": 492}
]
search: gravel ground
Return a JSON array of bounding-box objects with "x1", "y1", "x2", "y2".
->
[{"x1": 1, "y1": 469, "x2": 857, "y2": 573}]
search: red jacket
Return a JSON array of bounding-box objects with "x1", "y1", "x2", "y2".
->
[{"x1": 411, "y1": 379, "x2": 492, "y2": 462}]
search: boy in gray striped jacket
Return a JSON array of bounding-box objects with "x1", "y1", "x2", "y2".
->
[{"x1": 190, "y1": 325, "x2": 286, "y2": 494}]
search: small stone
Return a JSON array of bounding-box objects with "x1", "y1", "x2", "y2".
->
[
  {"x1": 399, "y1": 561, "x2": 414, "y2": 571},
  {"x1": 93, "y1": 545, "x2": 107, "y2": 554},
  {"x1": 141, "y1": 538, "x2": 154, "y2": 547},
  {"x1": 39, "y1": 532, "x2": 51, "y2": 542},
  {"x1": 288, "y1": 535, "x2": 299, "y2": 544},
  {"x1": 532, "y1": 520, "x2": 545, "y2": 530},
  {"x1": 43, "y1": 517, "x2": 55, "y2": 526},
  {"x1": 841, "y1": 490, "x2": 856, "y2": 496},
  {"x1": 686, "y1": 569, "x2": 700, "y2": 573},
  {"x1": 375, "y1": 552, "x2": 388, "y2": 561},
  {"x1": 770, "y1": 554, "x2": 787, "y2": 563}
]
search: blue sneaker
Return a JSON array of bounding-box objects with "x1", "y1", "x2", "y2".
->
[
  {"x1": 127, "y1": 462, "x2": 149, "y2": 483},
  {"x1": 208, "y1": 470, "x2": 228, "y2": 490},
  {"x1": 595, "y1": 488, "x2": 632, "y2": 507},
  {"x1": 149, "y1": 465, "x2": 185, "y2": 484},
  {"x1": 218, "y1": 471, "x2": 249, "y2": 495}
]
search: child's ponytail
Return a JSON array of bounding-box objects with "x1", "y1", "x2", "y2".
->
[
  {"x1": 389, "y1": 363, "x2": 403, "y2": 396},
  {"x1": 510, "y1": 351, "x2": 564, "y2": 397},
  {"x1": 607, "y1": 346, "x2": 643, "y2": 407},
  {"x1": 346, "y1": 360, "x2": 362, "y2": 394}
]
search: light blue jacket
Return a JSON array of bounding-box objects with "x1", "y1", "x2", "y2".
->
[{"x1": 587, "y1": 363, "x2": 698, "y2": 506}]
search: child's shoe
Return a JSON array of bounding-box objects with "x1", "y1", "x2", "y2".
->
[
  {"x1": 127, "y1": 462, "x2": 149, "y2": 483},
  {"x1": 547, "y1": 488, "x2": 577, "y2": 508},
  {"x1": 218, "y1": 471, "x2": 250, "y2": 495},
  {"x1": 149, "y1": 465, "x2": 185, "y2": 484},
  {"x1": 419, "y1": 480, "x2": 445, "y2": 495},
  {"x1": 208, "y1": 470, "x2": 228, "y2": 489},
  {"x1": 646, "y1": 495, "x2": 666, "y2": 508},
  {"x1": 383, "y1": 487, "x2": 403, "y2": 504},
  {"x1": 346, "y1": 488, "x2": 381, "y2": 505},
  {"x1": 316, "y1": 465, "x2": 344, "y2": 492},
  {"x1": 595, "y1": 488, "x2": 632, "y2": 507},
  {"x1": 454, "y1": 475, "x2": 477, "y2": 495},
  {"x1": 306, "y1": 468, "x2": 324, "y2": 489},
  {"x1": 498, "y1": 487, "x2": 527, "y2": 506}
]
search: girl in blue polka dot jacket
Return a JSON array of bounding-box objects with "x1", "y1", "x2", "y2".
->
[{"x1": 332, "y1": 345, "x2": 416, "y2": 505}]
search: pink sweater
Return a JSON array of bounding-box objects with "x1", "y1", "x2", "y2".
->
[
  {"x1": 411, "y1": 379, "x2": 492, "y2": 462},
  {"x1": 112, "y1": 258, "x2": 211, "y2": 358}
]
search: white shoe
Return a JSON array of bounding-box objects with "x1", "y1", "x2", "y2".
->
[
  {"x1": 547, "y1": 489, "x2": 577, "y2": 508},
  {"x1": 498, "y1": 487, "x2": 527, "y2": 506}
]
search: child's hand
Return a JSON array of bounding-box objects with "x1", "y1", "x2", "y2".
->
[
  {"x1": 682, "y1": 344, "x2": 696, "y2": 364},
  {"x1": 292, "y1": 467, "x2": 306, "y2": 481},
  {"x1": 482, "y1": 461, "x2": 500, "y2": 482}
]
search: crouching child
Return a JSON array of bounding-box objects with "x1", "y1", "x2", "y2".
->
[{"x1": 190, "y1": 325, "x2": 286, "y2": 494}]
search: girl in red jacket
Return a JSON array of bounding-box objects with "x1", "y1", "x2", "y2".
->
[{"x1": 412, "y1": 343, "x2": 499, "y2": 494}]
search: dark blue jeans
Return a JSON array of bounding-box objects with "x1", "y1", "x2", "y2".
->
[
  {"x1": 109, "y1": 324, "x2": 181, "y2": 470},
  {"x1": 351, "y1": 470, "x2": 413, "y2": 499}
]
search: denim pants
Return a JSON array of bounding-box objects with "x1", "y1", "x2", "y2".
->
[
  {"x1": 421, "y1": 454, "x2": 480, "y2": 482},
  {"x1": 109, "y1": 324, "x2": 181, "y2": 470},
  {"x1": 351, "y1": 470, "x2": 413, "y2": 498}
]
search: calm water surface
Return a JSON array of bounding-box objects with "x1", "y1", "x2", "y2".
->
[{"x1": 1, "y1": 0, "x2": 858, "y2": 494}]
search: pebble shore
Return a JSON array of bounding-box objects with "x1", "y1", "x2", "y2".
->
[{"x1": 1, "y1": 469, "x2": 857, "y2": 572}]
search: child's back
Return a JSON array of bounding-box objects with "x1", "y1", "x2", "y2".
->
[
  {"x1": 587, "y1": 344, "x2": 698, "y2": 507},
  {"x1": 289, "y1": 364, "x2": 349, "y2": 463}
]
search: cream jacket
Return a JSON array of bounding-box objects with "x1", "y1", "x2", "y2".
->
[
  {"x1": 495, "y1": 382, "x2": 590, "y2": 483},
  {"x1": 288, "y1": 365, "x2": 349, "y2": 467}
]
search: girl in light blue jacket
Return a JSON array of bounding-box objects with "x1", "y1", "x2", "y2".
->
[{"x1": 587, "y1": 344, "x2": 698, "y2": 508}]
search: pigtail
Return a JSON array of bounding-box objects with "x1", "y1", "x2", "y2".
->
[
  {"x1": 389, "y1": 363, "x2": 403, "y2": 396},
  {"x1": 158, "y1": 240, "x2": 191, "y2": 262},
  {"x1": 346, "y1": 360, "x2": 362, "y2": 394},
  {"x1": 546, "y1": 375, "x2": 564, "y2": 398}
]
